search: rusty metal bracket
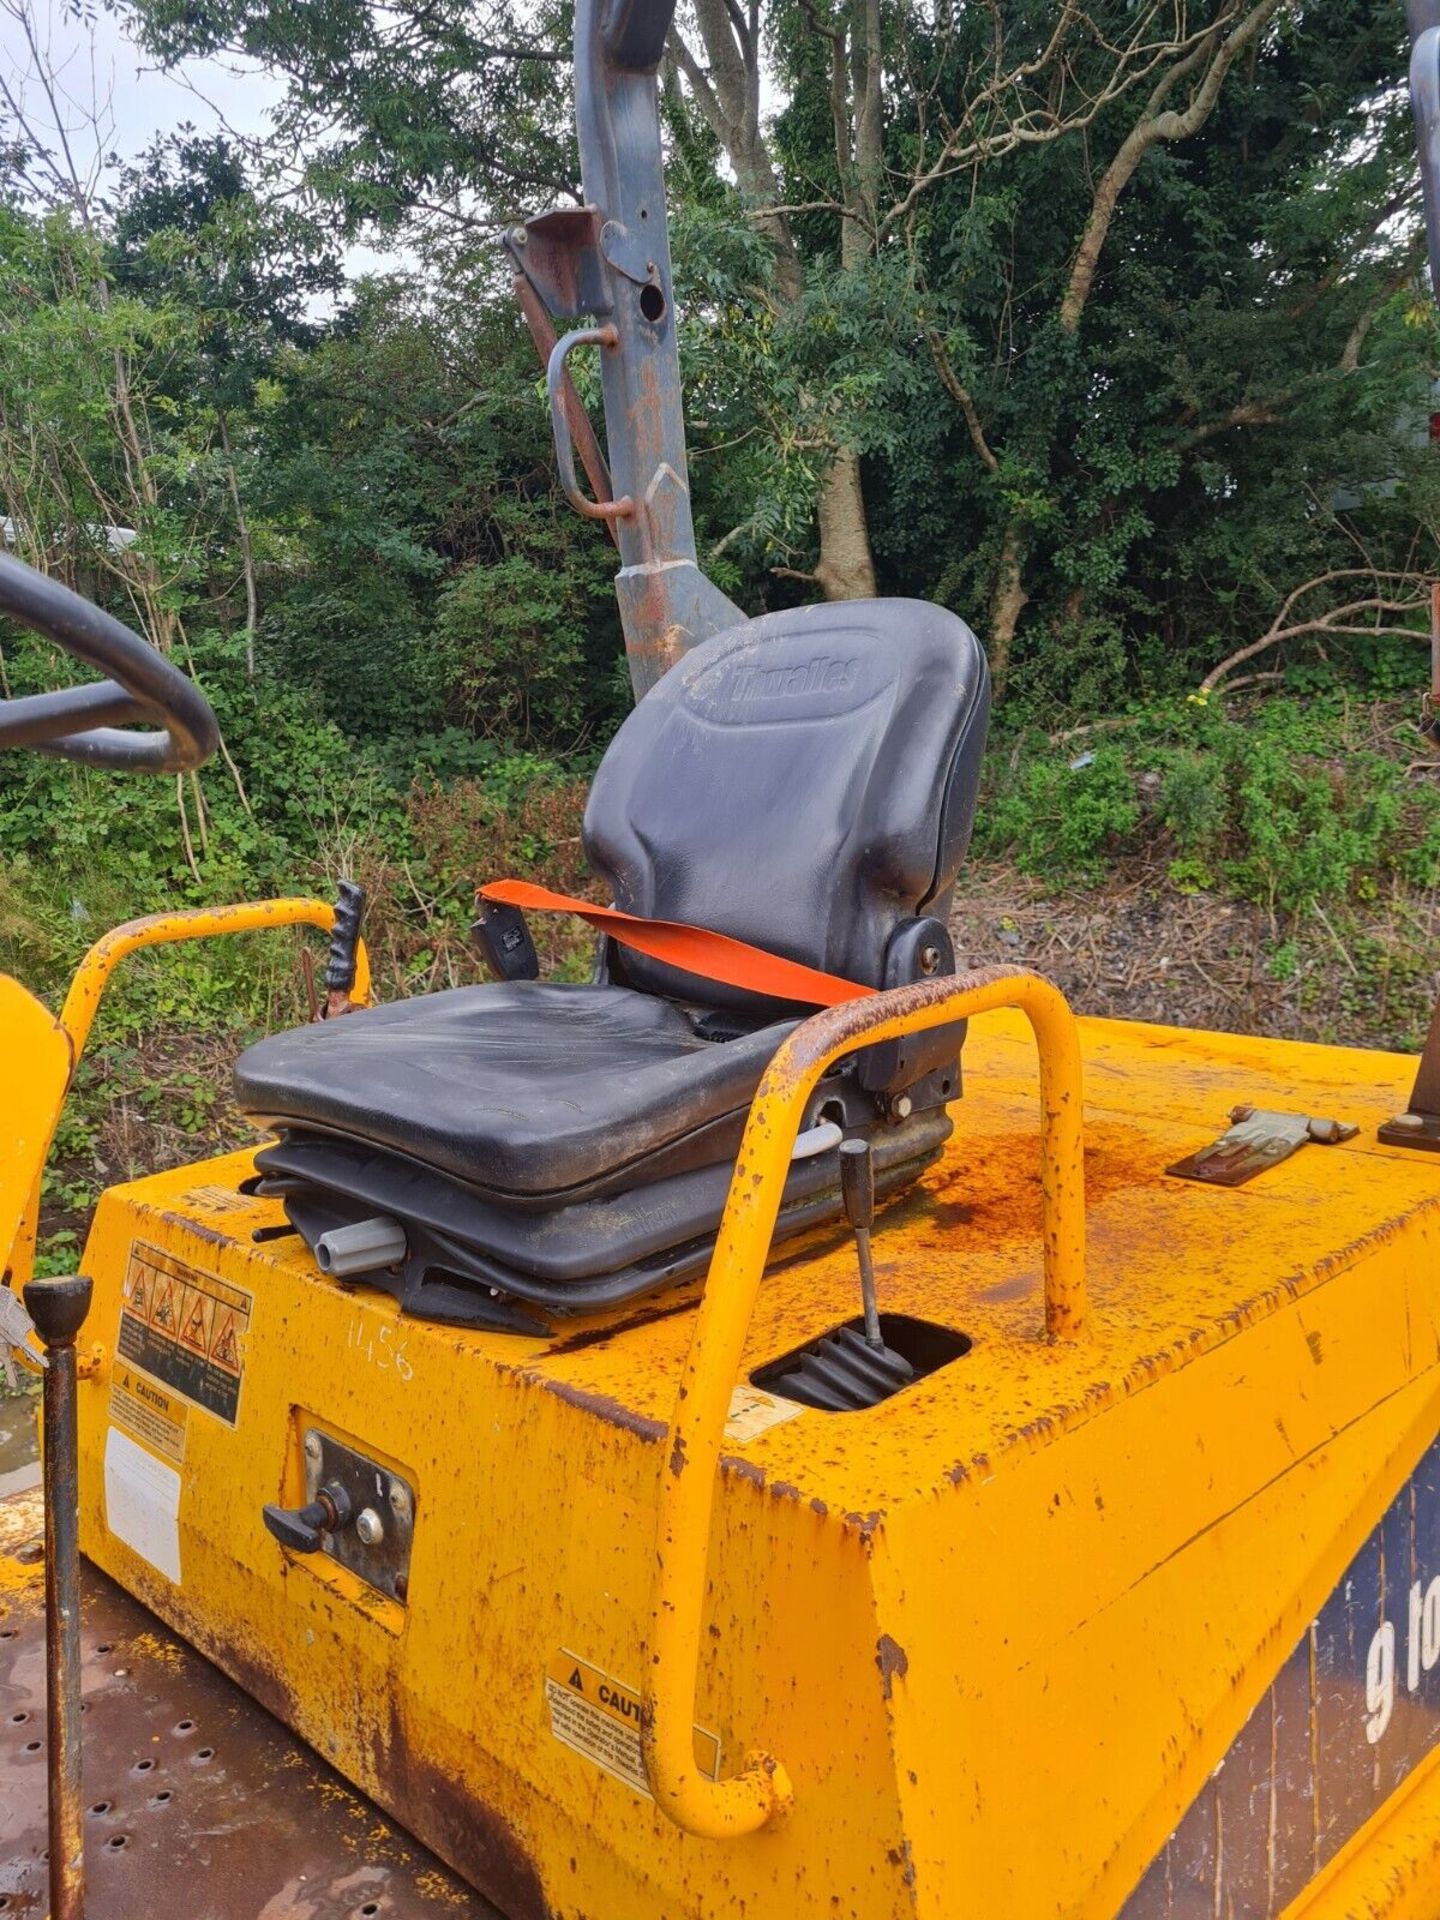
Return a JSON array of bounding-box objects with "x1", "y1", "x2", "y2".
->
[
  {"x1": 1168, "y1": 1105, "x2": 1359, "y2": 1188},
  {"x1": 508, "y1": 0, "x2": 748, "y2": 698},
  {"x1": 1378, "y1": 997, "x2": 1440, "y2": 1154},
  {"x1": 505, "y1": 207, "x2": 608, "y2": 319}
]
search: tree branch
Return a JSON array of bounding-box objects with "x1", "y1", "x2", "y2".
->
[
  {"x1": 926, "y1": 330, "x2": 999, "y2": 470},
  {"x1": 1199, "y1": 570, "x2": 1429, "y2": 694},
  {"x1": 1059, "y1": 0, "x2": 1289, "y2": 332}
]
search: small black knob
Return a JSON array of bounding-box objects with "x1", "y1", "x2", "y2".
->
[
  {"x1": 839, "y1": 1138, "x2": 874, "y2": 1232},
  {"x1": 263, "y1": 1481, "x2": 352, "y2": 1554},
  {"x1": 23, "y1": 1273, "x2": 93, "y2": 1347}
]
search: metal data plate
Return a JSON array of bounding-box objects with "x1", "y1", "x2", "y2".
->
[{"x1": 303, "y1": 1426, "x2": 416, "y2": 1603}]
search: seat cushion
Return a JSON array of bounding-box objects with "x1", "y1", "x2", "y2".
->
[{"x1": 235, "y1": 983, "x2": 796, "y2": 1201}]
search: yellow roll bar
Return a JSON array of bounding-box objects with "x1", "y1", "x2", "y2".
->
[
  {"x1": 5, "y1": 899, "x2": 369, "y2": 1293},
  {"x1": 643, "y1": 967, "x2": 1086, "y2": 1838},
  {"x1": 58, "y1": 898, "x2": 371, "y2": 1059}
]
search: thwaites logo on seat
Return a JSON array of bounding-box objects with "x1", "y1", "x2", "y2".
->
[
  {"x1": 728, "y1": 655, "x2": 859, "y2": 701},
  {"x1": 1124, "y1": 1431, "x2": 1440, "y2": 1918},
  {"x1": 116, "y1": 1242, "x2": 251, "y2": 1426}
]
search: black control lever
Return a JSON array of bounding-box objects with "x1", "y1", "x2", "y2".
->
[
  {"x1": 263, "y1": 1481, "x2": 353, "y2": 1554},
  {"x1": 839, "y1": 1138, "x2": 882, "y2": 1349}
]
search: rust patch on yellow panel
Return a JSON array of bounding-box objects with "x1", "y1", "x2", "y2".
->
[
  {"x1": 527, "y1": 1370, "x2": 666, "y2": 1442},
  {"x1": 379, "y1": 1697, "x2": 551, "y2": 1920},
  {"x1": 875, "y1": 1634, "x2": 909, "y2": 1702}
]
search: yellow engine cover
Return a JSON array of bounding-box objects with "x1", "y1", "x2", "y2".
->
[{"x1": 70, "y1": 1011, "x2": 1440, "y2": 1919}]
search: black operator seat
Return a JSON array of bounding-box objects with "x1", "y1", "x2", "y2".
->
[{"x1": 235, "y1": 599, "x2": 991, "y2": 1331}]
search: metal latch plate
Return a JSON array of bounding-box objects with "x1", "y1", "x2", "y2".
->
[
  {"x1": 302, "y1": 1426, "x2": 415, "y2": 1603},
  {"x1": 1168, "y1": 1106, "x2": 1358, "y2": 1188}
]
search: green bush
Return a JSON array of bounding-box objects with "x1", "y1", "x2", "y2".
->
[
  {"x1": 975, "y1": 695, "x2": 1440, "y2": 907},
  {"x1": 978, "y1": 743, "x2": 1141, "y2": 884}
]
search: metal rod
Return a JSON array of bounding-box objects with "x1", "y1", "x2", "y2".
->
[
  {"x1": 855, "y1": 1228, "x2": 881, "y2": 1347},
  {"x1": 839, "y1": 1138, "x2": 882, "y2": 1347},
  {"x1": 23, "y1": 1273, "x2": 94, "y2": 1920}
]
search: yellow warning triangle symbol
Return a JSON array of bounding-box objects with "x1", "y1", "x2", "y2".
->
[
  {"x1": 569, "y1": 1668, "x2": 584, "y2": 1691},
  {"x1": 151, "y1": 1277, "x2": 175, "y2": 1329},
  {"x1": 180, "y1": 1297, "x2": 209, "y2": 1353},
  {"x1": 129, "y1": 1273, "x2": 148, "y2": 1318},
  {"x1": 211, "y1": 1311, "x2": 238, "y2": 1371}
]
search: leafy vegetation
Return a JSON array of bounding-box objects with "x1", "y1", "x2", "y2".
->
[
  {"x1": 979, "y1": 694, "x2": 1440, "y2": 911},
  {"x1": 0, "y1": 0, "x2": 1437, "y2": 1280}
]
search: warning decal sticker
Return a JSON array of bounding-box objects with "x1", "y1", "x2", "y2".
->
[
  {"x1": 725, "y1": 1383, "x2": 805, "y2": 1444},
  {"x1": 104, "y1": 1426, "x2": 181, "y2": 1583},
  {"x1": 545, "y1": 1651, "x2": 721, "y2": 1798},
  {"x1": 109, "y1": 1361, "x2": 188, "y2": 1463},
  {"x1": 117, "y1": 1242, "x2": 251, "y2": 1426}
]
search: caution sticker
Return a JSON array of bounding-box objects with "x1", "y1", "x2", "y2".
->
[
  {"x1": 109, "y1": 1361, "x2": 188, "y2": 1463},
  {"x1": 544, "y1": 1651, "x2": 721, "y2": 1798},
  {"x1": 176, "y1": 1184, "x2": 256, "y2": 1217},
  {"x1": 117, "y1": 1242, "x2": 251, "y2": 1427},
  {"x1": 725, "y1": 1383, "x2": 804, "y2": 1444}
]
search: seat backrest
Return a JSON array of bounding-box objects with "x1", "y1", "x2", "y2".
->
[{"x1": 583, "y1": 598, "x2": 990, "y2": 1009}]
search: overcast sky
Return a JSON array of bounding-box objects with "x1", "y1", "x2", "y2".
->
[
  {"x1": 2, "y1": 2, "x2": 283, "y2": 171},
  {"x1": 1, "y1": 2, "x2": 399, "y2": 280}
]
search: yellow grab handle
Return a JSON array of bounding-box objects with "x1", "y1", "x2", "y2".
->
[
  {"x1": 643, "y1": 967, "x2": 1086, "y2": 1837},
  {"x1": 3, "y1": 899, "x2": 369, "y2": 1294},
  {"x1": 58, "y1": 897, "x2": 371, "y2": 1058}
]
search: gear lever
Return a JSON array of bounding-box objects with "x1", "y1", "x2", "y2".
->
[{"x1": 839, "y1": 1138, "x2": 883, "y2": 1348}]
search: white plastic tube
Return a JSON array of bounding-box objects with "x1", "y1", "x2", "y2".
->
[{"x1": 313, "y1": 1215, "x2": 408, "y2": 1276}]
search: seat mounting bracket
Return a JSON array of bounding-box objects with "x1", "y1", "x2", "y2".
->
[{"x1": 1378, "y1": 997, "x2": 1440, "y2": 1154}]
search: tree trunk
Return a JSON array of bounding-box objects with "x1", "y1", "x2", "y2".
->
[
  {"x1": 987, "y1": 523, "x2": 1029, "y2": 700},
  {"x1": 669, "y1": 7, "x2": 878, "y2": 601},
  {"x1": 814, "y1": 447, "x2": 876, "y2": 600},
  {"x1": 218, "y1": 410, "x2": 259, "y2": 677}
]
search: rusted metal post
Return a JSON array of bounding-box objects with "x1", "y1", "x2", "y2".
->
[{"x1": 23, "y1": 1272, "x2": 93, "y2": 1920}]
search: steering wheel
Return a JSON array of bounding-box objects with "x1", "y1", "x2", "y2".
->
[{"x1": 0, "y1": 552, "x2": 218, "y2": 773}]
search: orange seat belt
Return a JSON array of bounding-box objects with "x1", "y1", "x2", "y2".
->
[{"x1": 477, "y1": 879, "x2": 875, "y2": 1007}]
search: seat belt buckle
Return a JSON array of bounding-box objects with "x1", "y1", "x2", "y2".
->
[{"x1": 471, "y1": 899, "x2": 541, "y2": 983}]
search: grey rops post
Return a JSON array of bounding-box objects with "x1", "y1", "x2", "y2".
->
[{"x1": 506, "y1": 0, "x2": 745, "y2": 699}]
